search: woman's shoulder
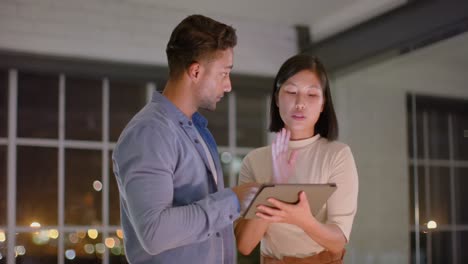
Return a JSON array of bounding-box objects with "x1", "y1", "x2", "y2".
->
[{"x1": 317, "y1": 137, "x2": 352, "y2": 155}]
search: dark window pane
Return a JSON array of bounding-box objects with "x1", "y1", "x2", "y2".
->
[
  {"x1": 407, "y1": 99, "x2": 414, "y2": 159},
  {"x1": 15, "y1": 232, "x2": 58, "y2": 263},
  {"x1": 17, "y1": 147, "x2": 57, "y2": 226},
  {"x1": 199, "y1": 96, "x2": 229, "y2": 146},
  {"x1": 0, "y1": 70, "x2": 7, "y2": 137},
  {"x1": 65, "y1": 149, "x2": 102, "y2": 225},
  {"x1": 459, "y1": 231, "x2": 468, "y2": 263},
  {"x1": 0, "y1": 147, "x2": 5, "y2": 225},
  {"x1": 109, "y1": 151, "x2": 120, "y2": 226},
  {"x1": 237, "y1": 91, "x2": 268, "y2": 147},
  {"x1": 0, "y1": 231, "x2": 5, "y2": 263},
  {"x1": 18, "y1": 72, "x2": 58, "y2": 138},
  {"x1": 110, "y1": 253, "x2": 128, "y2": 264},
  {"x1": 431, "y1": 231, "x2": 452, "y2": 264},
  {"x1": 406, "y1": 95, "x2": 425, "y2": 159},
  {"x1": 428, "y1": 167, "x2": 451, "y2": 225},
  {"x1": 64, "y1": 231, "x2": 103, "y2": 264},
  {"x1": 219, "y1": 153, "x2": 246, "y2": 188},
  {"x1": 107, "y1": 232, "x2": 127, "y2": 263},
  {"x1": 455, "y1": 168, "x2": 468, "y2": 225},
  {"x1": 220, "y1": 152, "x2": 232, "y2": 187},
  {"x1": 66, "y1": 77, "x2": 102, "y2": 140},
  {"x1": 410, "y1": 231, "x2": 428, "y2": 264},
  {"x1": 427, "y1": 111, "x2": 449, "y2": 160},
  {"x1": 409, "y1": 166, "x2": 425, "y2": 226},
  {"x1": 452, "y1": 113, "x2": 468, "y2": 160},
  {"x1": 109, "y1": 80, "x2": 147, "y2": 142}
]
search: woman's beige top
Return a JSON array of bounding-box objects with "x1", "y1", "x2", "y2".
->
[{"x1": 239, "y1": 134, "x2": 359, "y2": 259}]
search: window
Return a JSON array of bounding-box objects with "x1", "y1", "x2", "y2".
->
[
  {"x1": 408, "y1": 94, "x2": 468, "y2": 264},
  {"x1": 1, "y1": 58, "x2": 272, "y2": 263}
]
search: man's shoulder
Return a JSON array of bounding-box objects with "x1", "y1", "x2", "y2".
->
[
  {"x1": 127, "y1": 103, "x2": 175, "y2": 132},
  {"x1": 115, "y1": 103, "x2": 178, "y2": 147}
]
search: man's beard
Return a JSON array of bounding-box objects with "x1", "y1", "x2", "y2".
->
[{"x1": 199, "y1": 97, "x2": 216, "y2": 111}]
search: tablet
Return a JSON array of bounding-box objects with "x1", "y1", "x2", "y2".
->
[{"x1": 243, "y1": 183, "x2": 337, "y2": 219}]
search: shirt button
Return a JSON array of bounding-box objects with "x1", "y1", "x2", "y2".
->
[
  {"x1": 229, "y1": 215, "x2": 233, "y2": 220},
  {"x1": 179, "y1": 121, "x2": 183, "y2": 125},
  {"x1": 216, "y1": 232, "x2": 220, "y2": 237},
  {"x1": 188, "y1": 121, "x2": 193, "y2": 126},
  {"x1": 194, "y1": 139, "x2": 200, "y2": 144},
  {"x1": 207, "y1": 233, "x2": 211, "y2": 237}
]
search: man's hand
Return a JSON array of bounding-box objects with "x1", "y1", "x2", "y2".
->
[
  {"x1": 271, "y1": 128, "x2": 298, "y2": 183},
  {"x1": 231, "y1": 183, "x2": 260, "y2": 216}
]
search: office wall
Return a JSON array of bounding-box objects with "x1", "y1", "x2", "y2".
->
[{"x1": 332, "y1": 32, "x2": 468, "y2": 263}]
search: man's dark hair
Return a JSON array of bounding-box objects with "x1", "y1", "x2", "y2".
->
[
  {"x1": 269, "y1": 54, "x2": 339, "y2": 140},
  {"x1": 166, "y1": 14, "x2": 237, "y2": 78}
]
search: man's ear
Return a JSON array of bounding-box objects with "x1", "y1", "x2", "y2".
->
[{"x1": 187, "y1": 62, "x2": 201, "y2": 82}]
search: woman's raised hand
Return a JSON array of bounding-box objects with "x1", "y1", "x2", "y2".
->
[{"x1": 271, "y1": 128, "x2": 298, "y2": 183}]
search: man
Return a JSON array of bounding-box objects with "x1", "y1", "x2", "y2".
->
[{"x1": 112, "y1": 14, "x2": 258, "y2": 264}]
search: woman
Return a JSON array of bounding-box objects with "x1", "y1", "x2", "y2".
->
[{"x1": 235, "y1": 54, "x2": 358, "y2": 264}]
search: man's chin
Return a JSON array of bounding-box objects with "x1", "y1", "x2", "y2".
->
[{"x1": 200, "y1": 104, "x2": 216, "y2": 112}]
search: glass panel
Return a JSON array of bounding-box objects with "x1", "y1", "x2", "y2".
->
[
  {"x1": 431, "y1": 231, "x2": 452, "y2": 264},
  {"x1": 0, "y1": 230, "x2": 5, "y2": 263},
  {"x1": 107, "y1": 232, "x2": 127, "y2": 264},
  {"x1": 410, "y1": 231, "x2": 427, "y2": 264},
  {"x1": 64, "y1": 231, "x2": 103, "y2": 264},
  {"x1": 199, "y1": 95, "x2": 228, "y2": 146},
  {"x1": 15, "y1": 231, "x2": 58, "y2": 263},
  {"x1": 237, "y1": 91, "x2": 268, "y2": 148},
  {"x1": 427, "y1": 110, "x2": 449, "y2": 160},
  {"x1": 219, "y1": 152, "x2": 247, "y2": 188},
  {"x1": 407, "y1": 104, "x2": 414, "y2": 159},
  {"x1": 0, "y1": 147, "x2": 5, "y2": 225},
  {"x1": 409, "y1": 166, "x2": 425, "y2": 226},
  {"x1": 66, "y1": 77, "x2": 102, "y2": 140},
  {"x1": 459, "y1": 231, "x2": 468, "y2": 264},
  {"x1": 452, "y1": 113, "x2": 468, "y2": 160},
  {"x1": 65, "y1": 149, "x2": 102, "y2": 225},
  {"x1": 0, "y1": 70, "x2": 7, "y2": 138},
  {"x1": 17, "y1": 147, "x2": 58, "y2": 226},
  {"x1": 427, "y1": 166, "x2": 451, "y2": 225},
  {"x1": 233, "y1": 154, "x2": 245, "y2": 185},
  {"x1": 220, "y1": 152, "x2": 231, "y2": 187},
  {"x1": 455, "y1": 168, "x2": 468, "y2": 225},
  {"x1": 109, "y1": 80, "x2": 147, "y2": 142},
  {"x1": 18, "y1": 72, "x2": 58, "y2": 138},
  {"x1": 109, "y1": 151, "x2": 121, "y2": 226},
  {"x1": 409, "y1": 109, "x2": 424, "y2": 159}
]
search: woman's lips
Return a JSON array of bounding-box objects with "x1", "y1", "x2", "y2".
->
[{"x1": 291, "y1": 113, "x2": 305, "y2": 120}]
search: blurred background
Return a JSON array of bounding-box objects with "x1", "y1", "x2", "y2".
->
[{"x1": 0, "y1": 0, "x2": 467, "y2": 263}]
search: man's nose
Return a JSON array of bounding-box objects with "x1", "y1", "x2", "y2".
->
[{"x1": 224, "y1": 78, "x2": 232, "y2": 93}]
